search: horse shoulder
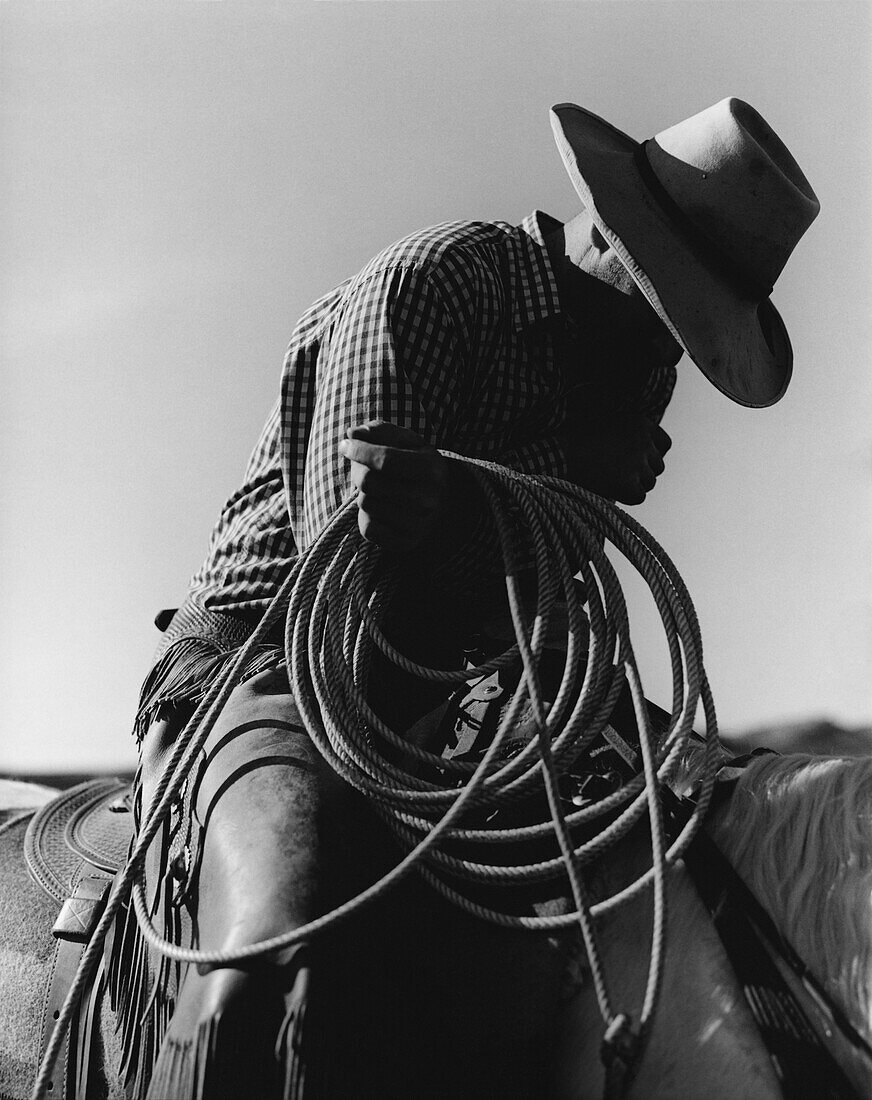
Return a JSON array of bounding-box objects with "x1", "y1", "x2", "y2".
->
[{"x1": 550, "y1": 847, "x2": 782, "y2": 1099}]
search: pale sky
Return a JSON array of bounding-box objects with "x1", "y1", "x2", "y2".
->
[{"x1": 2, "y1": 2, "x2": 870, "y2": 773}]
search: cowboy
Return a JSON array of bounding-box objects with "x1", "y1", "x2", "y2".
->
[{"x1": 122, "y1": 98, "x2": 819, "y2": 1099}]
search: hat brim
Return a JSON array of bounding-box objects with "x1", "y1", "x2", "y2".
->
[{"x1": 551, "y1": 103, "x2": 792, "y2": 408}]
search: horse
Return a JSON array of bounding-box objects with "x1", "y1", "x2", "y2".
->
[
  {"x1": 3, "y1": 472, "x2": 869, "y2": 1098},
  {"x1": 2, "y1": 728, "x2": 870, "y2": 1099}
]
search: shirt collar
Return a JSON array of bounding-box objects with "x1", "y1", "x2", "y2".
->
[{"x1": 510, "y1": 210, "x2": 564, "y2": 331}]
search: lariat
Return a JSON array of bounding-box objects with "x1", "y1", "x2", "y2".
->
[{"x1": 33, "y1": 455, "x2": 721, "y2": 1100}]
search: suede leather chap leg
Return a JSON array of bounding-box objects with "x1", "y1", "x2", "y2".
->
[{"x1": 138, "y1": 666, "x2": 350, "y2": 1100}]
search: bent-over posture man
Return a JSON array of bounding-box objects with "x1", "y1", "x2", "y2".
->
[{"x1": 118, "y1": 98, "x2": 819, "y2": 1099}]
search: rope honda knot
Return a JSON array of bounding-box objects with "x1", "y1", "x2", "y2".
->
[
  {"x1": 601, "y1": 1012, "x2": 641, "y2": 1068},
  {"x1": 601, "y1": 1013, "x2": 642, "y2": 1098}
]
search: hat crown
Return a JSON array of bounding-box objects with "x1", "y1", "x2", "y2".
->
[{"x1": 647, "y1": 98, "x2": 820, "y2": 294}]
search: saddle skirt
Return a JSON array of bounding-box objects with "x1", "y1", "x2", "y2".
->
[
  {"x1": 22, "y1": 778, "x2": 134, "y2": 1100},
  {"x1": 24, "y1": 777, "x2": 133, "y2": 907}
]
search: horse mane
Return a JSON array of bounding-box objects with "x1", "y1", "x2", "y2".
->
[{"x1": 702, "y1": 750, "x2": 872, "y2": 1045}]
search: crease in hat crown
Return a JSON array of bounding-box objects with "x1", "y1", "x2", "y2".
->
[{"x1": 644, "y1": 98, "x2": 820, "y2": 291}]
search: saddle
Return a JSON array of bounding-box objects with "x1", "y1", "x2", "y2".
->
[{"x1": 23, "y1": 778, "x2": 134, "y2": 1100}]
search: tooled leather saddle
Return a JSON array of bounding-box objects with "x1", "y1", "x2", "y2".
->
[{"x1": 23, "y1": 778, "x2": 134, "y2": 1100}]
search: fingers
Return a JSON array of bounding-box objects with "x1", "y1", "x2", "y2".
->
[
  {"x1": 338, "y1": 421, "x2": 447, "y2": 551},
  {"x1": 339, "y1": 436, "x2": 433, "y2": 480},
  {"x1": 354, "y1": 506, "x2": 427, "y2": 555},
  {"x1": 345, "y1": 421, "x2": 427, "y2": 450},
  {"x1": 352, "y1": 482, "x2": 444, "y2": 552},
  {"x1": 347, "y1": 461, "x2": 442, "y2": 513}
]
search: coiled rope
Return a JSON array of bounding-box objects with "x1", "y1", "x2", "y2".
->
[{"x1": 33, "y1": 455, "x2": 720, "y2": 1100}]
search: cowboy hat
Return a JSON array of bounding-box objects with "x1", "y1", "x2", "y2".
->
[{"x1": 550, "y1": 98, "x2": 820, "y2": 407}]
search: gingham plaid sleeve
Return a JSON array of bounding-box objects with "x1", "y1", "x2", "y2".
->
[{"x1": 292, "y1": 262, "x2": 469, "y2": 552}]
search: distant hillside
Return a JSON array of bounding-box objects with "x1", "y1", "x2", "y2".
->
[{"x1": 1, "y1": 771, "x2": 136, "y2": 791}]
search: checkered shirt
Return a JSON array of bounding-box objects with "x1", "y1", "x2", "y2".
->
[{"x1": 187, "y1": 210, "x2": 676, "y2": 616}]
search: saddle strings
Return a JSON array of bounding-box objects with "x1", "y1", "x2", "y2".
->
[{"x1": 32, "y1": 455, "x2": 721, "y2": 1100}]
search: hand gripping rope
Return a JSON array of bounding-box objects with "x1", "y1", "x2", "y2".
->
[{"x1": 33, "y1": 455, "x2": 721, "y2": 1100}]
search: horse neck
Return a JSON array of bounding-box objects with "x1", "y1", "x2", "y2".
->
[{"x1": 706, "y1": 752, "x2": 872, "y2": 1049}]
